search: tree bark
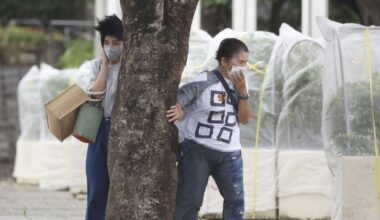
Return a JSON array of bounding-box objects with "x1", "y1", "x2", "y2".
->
[
  {"x1": 355, "y1": 0, "x2": 380, "y2": 25},
  {"x1": 106, "y1": 0, "x2": 199, "y2": 219}
]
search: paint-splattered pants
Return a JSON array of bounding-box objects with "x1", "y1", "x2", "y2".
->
[{"x1": 174, "y1": 139, "x2": 244, "y2": 220}]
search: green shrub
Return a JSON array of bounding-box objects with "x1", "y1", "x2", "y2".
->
[
  {"x1": 326, "y1": 74, "x2": 380, "y2": 156},
  {"x1": 0, "y1": 27, "x2": 44, "y2": 47},
  {"x1": 56, "y1": 37, "x2": 93, "y2": 69}
]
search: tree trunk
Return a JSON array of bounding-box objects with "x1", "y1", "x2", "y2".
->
[
  {"x1": 106, "y1": 0, "x2": 199, "y2": 219},
  {"x1": 356, "y1": 0, "x2": 380, "y2": 25}
]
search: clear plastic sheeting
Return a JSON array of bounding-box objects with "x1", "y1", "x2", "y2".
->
[
  {"x1": 276, "y1": 27, "x2": 324, "y2": 151},
  {"x1": 180, "y1": 29, "x2": 212, "y2": 85},
  {"x1": 13, "y1": 139, "x2": 87, "y2": 191},
  {"x1": 270, "y1": 24, "x2": 332, "y2": 219},
  {"x1": 17, "y1": 66, "x2": 41, "y2": 141},
  {"x1": 238, "y1": 31, "x2": 278, "y2": 148},
  {"x1": 318, "y1": 16, "x2": 380, "y2": 173},
  {"x1": 255, "y1": 30, "x2": 285, "y2": 150},
  {"x1": 14, "y1": 63, "x2": 91, "y2": 191},
  {"x1": 317, "y1": 17, "x2": 380, "y2": 220}
]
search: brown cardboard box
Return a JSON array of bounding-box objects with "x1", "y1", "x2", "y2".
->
[{"x1": 45, "y1": 84, "x2": 89, "y2": 141}]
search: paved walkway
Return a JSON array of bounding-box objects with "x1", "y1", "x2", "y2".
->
[{"x1": 0, "y1": 179, "x2": 86, "y2": 220}]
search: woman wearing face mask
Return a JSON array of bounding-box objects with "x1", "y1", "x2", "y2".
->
[
  {"x1": 85, "y1": 14, "x2": 123, "y2": 220},
  {"x1": 166, "y1": 38, "x2": 252, "y2": 220}
]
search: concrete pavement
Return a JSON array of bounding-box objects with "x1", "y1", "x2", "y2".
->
[{"x1": 0, "y1": 179, "x2": 86, "y2": 220}]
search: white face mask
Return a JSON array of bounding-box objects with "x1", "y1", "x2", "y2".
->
[
  {"x1": 104, "y1": 45, "x2": 123, "y2": 62},
  {"x1": 228, "y1": 66, "x2": 247, "y2": 75}
]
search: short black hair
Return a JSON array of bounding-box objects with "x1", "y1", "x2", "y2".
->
[
  {"x1": 94, "y1": 14, "x2": 123, "y2": 46},
  {"x1": 215, "y1": 38, "x2": 249, "y2": 63}
]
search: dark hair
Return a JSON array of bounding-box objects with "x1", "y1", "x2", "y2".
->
[
  {"x1": 94, "y1": 14, "x2": 123, "y2": 46},
  {"x1": 215, "y1": 38, "x2": 249, "y2": 63}
]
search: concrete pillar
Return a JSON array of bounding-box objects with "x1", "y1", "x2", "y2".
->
[
  {"x1": 302, "y1": 0, "x2": 329, "y2": 37},
  {"x1": 232, "y1": 0, "x2": 257, "y2": 32},
  {"x1": 95, "y1": 0, "x2": 107, "y2": 21},
  {"x1": 245, "y1": 0, "x2": 257, "y2": 32},
  {"x1": 337, "y1": 156, "x2": 380, "y2": 220},
  {"x1": 301, "y1": 0, "x2": 311, "y2": 35},
  {"x1": 232, "y1": 0, "x2": 245, "y2": 31}
]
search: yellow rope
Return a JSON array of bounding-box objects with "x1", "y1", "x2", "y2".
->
[
  {"x1": 251, "y1": 62, "x2": 269, "y2": 218},
  {"x1": 364, "y1": 27, "x2": 380, "y2": 212},
  {"x1": 248, "y1": 61, "x2": 266, "y2": 75}
]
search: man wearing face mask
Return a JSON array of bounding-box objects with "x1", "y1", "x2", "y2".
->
[
  {"x1": 85, "y1": 14, "x2": 123, "y2": 220},
  {"x1": 167, "y1": 38, "x2": 252, "y2": 220}
]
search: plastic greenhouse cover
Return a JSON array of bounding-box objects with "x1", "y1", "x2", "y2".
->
[
  {"x1": 271, "y1": 23, "x2": 329, "y2": 202},
  {"x1": 16, "y1": 63, "x2": 91, "y2": 190},
  {"x1": 318, "y1": 16, "x2": 380, "y2": 175},
  {"x1": 275, "y1": 24, "x2": 324, "y2": 151},
  {"x1": 180, "y1": 29, "x2": 212, "y2": 85},
  {"x1": 17, "y1": 63, "x2": 92, "y2": 141},
  {"x1": 317, "y1": 16, "x2": 380, "y2": 220},
  {"x1": 17, "y1": 65, "x2": 41, "y2": 141}
]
